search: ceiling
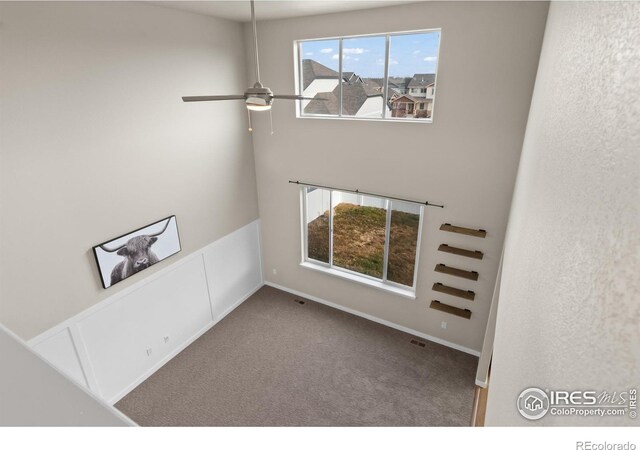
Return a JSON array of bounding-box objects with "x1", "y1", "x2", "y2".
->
[{"x1": 148, "y1": 0, "x2": 421, "y2": 23}]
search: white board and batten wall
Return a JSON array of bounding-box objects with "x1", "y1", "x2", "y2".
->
[{"x1": 29, "y1": 220, "x2": 263, "y2": 404}]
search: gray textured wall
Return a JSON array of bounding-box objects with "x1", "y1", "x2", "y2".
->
[{"x1": 486, "y1": 1, "x2": 640, "y2": 426}]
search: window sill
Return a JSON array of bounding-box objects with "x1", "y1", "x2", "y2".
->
[
  {"x1": 300, "y1": 261, "x2": 416, "y2": 299},
  {"x1": 296, "y1": 114, "x2": 433, "y2": 124}
]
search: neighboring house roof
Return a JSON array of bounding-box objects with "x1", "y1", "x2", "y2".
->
[
  {"x1": 366, "y1": 77, "x2": 413, "y2": 94},
  {"x1": 302, "y1": 60, "x2": 437, "y2": 114},
  {"x1": 342, "y1": 82, "x2": 382, "y2": 115},
  {"x1": 407, "y1": 73, "x2": 436, "y2": 88},
  {"x1": 342, "y1": 72, "x2": 364, "y2": 84},
  {"x1": 366, "y1": 77, "x2": 384, "y2": 87},
  {"x1": 305, "y1": 80, "x2": 383, "y2": 115},
  {"x1": 361, "y1": 78, "x2": 384, "y2": 92},
  {"x1": 304, "y1": 91, "x2": 339, "y2": 115},
  {"x1": 302, "y1": 59, "x2": 339, "y2": 90},
  {"x1": 391, "y1": 94, "x2": 421, "y2": 103},
  {"x1": 302, "y1": 60, "x2": 368, "y2": 91},
  {"x1": 388, "y1": 76, "x2": 412, "y2": 90}
]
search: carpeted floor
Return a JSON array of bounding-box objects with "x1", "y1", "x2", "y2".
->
[{"x1": 116, "y1": 286, "x2": 478, "y2": 426}]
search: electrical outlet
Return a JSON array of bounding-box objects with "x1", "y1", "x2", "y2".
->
[
  {"x1": 163, "y1": 336, "x2": 170, "y2": 344},
  {"x1": 272, "y1": 268, "x2": 277, "y2": 275},
  {"x1": 146, "y1": 348, "x2": 153, "y2": 356},
  {"x1": 441, "y1": 321, "x2": 447, "y2": 329}
]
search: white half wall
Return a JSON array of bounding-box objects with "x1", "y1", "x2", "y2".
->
[
  {"x1": 0, "y1": 324, "x2": 134, "y2": 426},
  {"x1": 31, "y1": 328, "x2": 88, "y2": 389},
  {"x1": 29, "y1": 220, "x2": 264, "y2": 404}
]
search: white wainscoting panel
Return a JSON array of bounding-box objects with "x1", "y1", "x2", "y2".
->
[
  {"x1": 77, "y1": 257, "x2": 212, "y2": 402},
  {"x1": 29, "y1": 219, "x2": 263, "y2": 404},
  {"x1": 31, "y1": 328, "x2": 88, "y2": 389},
  {"x1": 203, "y1": 220, "x2": 263, "y2": 322}
]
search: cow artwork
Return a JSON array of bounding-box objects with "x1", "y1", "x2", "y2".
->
[
  {"x1": 102, "y1": 234, "x2": 161, "y2": 285},
  {"x1": 93, "y1": 216, "x2": 181, "y2": 288}
]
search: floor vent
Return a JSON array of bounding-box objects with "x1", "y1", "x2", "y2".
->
[
  {"x1": 410, "y1": 339, "x2": 426, "y2": 348},
  {"x1": 294, "y1": 299, "x2": 305, "y2": 305}
]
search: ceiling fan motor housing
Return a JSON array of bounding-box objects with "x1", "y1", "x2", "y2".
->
[
  {"x1": 247, "y1": 83, "x2": 273, "y2": 97},
  {"x1": 246, "y1": 83, "x2": 274, "y2": 107}
]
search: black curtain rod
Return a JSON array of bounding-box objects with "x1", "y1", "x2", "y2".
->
[{"x1": 288, "y1": 180, "x2": 444, "y2": 209}]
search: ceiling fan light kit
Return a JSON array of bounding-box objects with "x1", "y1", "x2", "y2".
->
[
  {"x1": 245, "y1": 84, "x2": 273, "y2": 111},
  {"x1": 181, "y1": 0, "x2": 323, "y2": 132}
]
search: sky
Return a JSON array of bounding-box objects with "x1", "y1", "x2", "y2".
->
[{"x1": 300, "y1": 31, "x2": 440, "y2": 78}]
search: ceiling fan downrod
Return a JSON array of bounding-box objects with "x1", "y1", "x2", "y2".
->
[{"x1": 180, "y1": 0, "x2": 325, "y2": 132}]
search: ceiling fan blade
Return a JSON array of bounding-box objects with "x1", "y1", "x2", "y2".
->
[
  {"x1": 182, "y1": 95, "x2": 246, "y2": 102},
  {"x1": 272, "y1": 94, "x2": 327, "y2": 101}
]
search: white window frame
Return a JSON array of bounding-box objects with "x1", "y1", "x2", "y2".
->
[
  {"x1": 294, "y1": 28, "x2": 441, "y2": 124},
  {"x1": 300, "y1": 187, "x2": 424, "y2": 299}
]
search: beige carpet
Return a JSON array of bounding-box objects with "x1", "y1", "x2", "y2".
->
[{"x1": 116, "y1": 286, "x2": 478, "y2": 426}]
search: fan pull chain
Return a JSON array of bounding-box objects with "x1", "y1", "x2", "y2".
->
[
  {"x1": 247, "y1": 109, "x2": 253, "y2": 132},
  {"x1": 269, "y1": 109, "x2": 274, "y2": 135}
]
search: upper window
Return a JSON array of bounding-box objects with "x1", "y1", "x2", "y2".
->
[
  {"x1": 296, "y1": 30, "x2": 441, "y2": 122},
  {"x1": 302, "y1": 187, "x2": 424, "y2": 296}
]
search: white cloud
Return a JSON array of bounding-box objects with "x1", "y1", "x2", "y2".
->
[
  {"x1": 305, "y1": 52, "x2": 313, "y2": 56},
  {"x1": 332, "y1": 54, "x2": 351, "y2": 60},
  {"x1": 320, "y1": 48, "x2": 334, "y2": 54},
  {"x1": 354, "y1": 58, "x2": 360, "y2": 62},
  {"x1": 376, "y1": 58, "x2": 399, "y2": 66},
  {"x1": 332, "y1": 54, "x2": 339, "y2": 60},
  {"x1": 412, "y1": 50, "x2": 421, "y2": 55},
  {"x1": 343, "y1": 48, "x2": 364, "y2": 55},
  {"x1": 424, "y1": 56, "x2": 438, "y2": 62}
]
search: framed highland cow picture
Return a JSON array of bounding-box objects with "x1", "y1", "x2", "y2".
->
[{"x1": 93, "y1": 215, "x2": 181, "y2": 289}]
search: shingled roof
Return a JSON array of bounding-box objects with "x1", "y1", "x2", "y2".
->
[
  {"x1": 304, "y1": 79, "x2": 383, "y2": 115},
  {"x1": 388, "y1": 76, "x2": 413, "y2": 89},
  {"x1": 407, "y1": 73, "x2": 436, "y2": 88},
  {"x1": 390, "y1": 93, "x2": 421, "y2": 103},
  {"x1": 302, "y1": 59, "x2": 339, "y2": 90}
]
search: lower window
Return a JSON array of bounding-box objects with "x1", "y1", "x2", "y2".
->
[{"x1": 303, "y1": 187, "x2": 423, "y2": 293}]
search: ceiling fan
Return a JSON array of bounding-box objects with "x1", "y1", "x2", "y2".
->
[{"x1": 181, "y1": 0, "x2": 323, "y2": 131}]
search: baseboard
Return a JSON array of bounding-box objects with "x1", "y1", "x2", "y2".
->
[
  {"x1": 107, "y1": 281, "x2": 263, "y2": 405},
  {"x1": 108, "y1": 320, "x2": 215, "y2": 405},
  {"x1": 264, "y1": 281, "x2": 481, "y2": 357},
  {"x1": 217, "y1": 282, "x2": 264, "y2": 325}
]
